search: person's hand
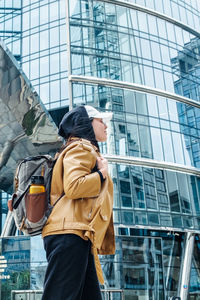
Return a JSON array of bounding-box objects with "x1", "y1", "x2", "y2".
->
[{"x1": 96, "y1": 156, "x2": 108, "y2": 179}]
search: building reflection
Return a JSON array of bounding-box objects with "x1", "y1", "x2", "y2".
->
[
  {"x1": 1, "y1": 0, "x2": 200, "y2": 299},
  {"x1": 0, "y1": 237, "x2": 30, "y2": 299},
  {"x1": 0, "y1": 43, "x2": 62, "y2": 195}
]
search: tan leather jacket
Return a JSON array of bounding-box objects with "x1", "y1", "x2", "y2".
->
[{"x1": 42, "y1": 138, "x2": 115, "y2": 283}]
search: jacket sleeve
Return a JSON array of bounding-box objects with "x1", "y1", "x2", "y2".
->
[{"x1": 63, "y1": 143, "x2": 101, "y2": 199}]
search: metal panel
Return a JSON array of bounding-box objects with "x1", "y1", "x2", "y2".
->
[{"x1": 0, "y1": 41, "x2": 62, "y2": 194}]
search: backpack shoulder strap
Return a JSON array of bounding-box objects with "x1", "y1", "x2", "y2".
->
[
  {"x1": 13, "y1": 184, "x2": 31, "y2": 209},
  {"x1": 53, "y1": 192, "x2": 65, "y2": 208}
]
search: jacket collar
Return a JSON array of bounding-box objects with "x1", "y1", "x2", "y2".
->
[{"x1": 67, "y1": 137, "x2": 99, "y2": 152}]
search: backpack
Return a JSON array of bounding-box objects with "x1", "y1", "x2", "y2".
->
[{"x1": 8, "y1": 155, "x2": 62, "y2": 236}]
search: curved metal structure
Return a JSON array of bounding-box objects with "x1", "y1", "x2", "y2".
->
[
  {"x1": 69, "y1": 75, "x2": 200, "y2": 109},
  {"x1": 104, "y1": 154, "x2": 200, "y2": 177},
  {"x1": 0, "y1": 41, "x2": 62, "y2": 194}
]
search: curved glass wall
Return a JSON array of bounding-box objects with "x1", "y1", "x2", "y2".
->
[
  {"x1": 0, "y1": 0, "x2": 69, "y2": 110},
  {"x1": 112, "y1": 163, "x2": 200, "y2": 231},
  {"x1": 127, "y1": 0, "x2": 200, "y2": 32},
  {"x1": 67, "y1": 0, "x2": 200, "y2": 232},
  {"x1": 20, "y1": 0, "x2": 69, "y2": 109},
  {"x1": 68, "y1": 0, "x2": 200, "y2": 182},
  {"x1": 69, "y1": 0, "x2": 200, "y2": 96},
  {"x1": 67, "y1": 1, "x2": 200, "y2": 296},
  {"x1": 0, "y1": 1, "x2": 22, "y2": 61},
  {"x1": 72, "y1": 83, "x2": 200, "y2": 167}
]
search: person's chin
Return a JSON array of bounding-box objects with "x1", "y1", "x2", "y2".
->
[
  {"x1": 99, "y1": 137, "x2": 107, "y2": 142},
  {"x1": 97, "y1": 134, "x2": 107, "y2": 142}
]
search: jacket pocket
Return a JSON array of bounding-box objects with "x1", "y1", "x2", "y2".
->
[
  {"x1": 99, "y1": 206, "x2": 109, "y2": 222},
  {"x1": 86, "y1": 195, "x2": 105, "y2": 221}
]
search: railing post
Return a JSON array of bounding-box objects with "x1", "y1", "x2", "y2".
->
[{"x1": 178, "y1": 232, "x2": 195, "y2": 299}]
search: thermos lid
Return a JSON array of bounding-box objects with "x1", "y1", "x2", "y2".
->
[{"x1": 31, "y1": 175, "x2": 44, "y2": 185}]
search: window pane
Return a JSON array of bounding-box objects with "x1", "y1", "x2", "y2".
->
[{"x1": 151, "y1": 127, "x2": 164, "y2": 160}]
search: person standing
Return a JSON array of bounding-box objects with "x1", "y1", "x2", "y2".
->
[{"x1": 42, "y1": 105, "x2": 115, "y2": 300}]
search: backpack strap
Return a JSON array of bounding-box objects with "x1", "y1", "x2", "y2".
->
[
  {"x1": 13, "y1": 184, "x2": 31, "y2": 209},
  {"x1": 53, "y1": 192, "x2": 65, "y2": 207}
]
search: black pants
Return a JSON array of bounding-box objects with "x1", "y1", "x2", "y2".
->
[{"x1": 42, "y1": 234, "x2": 102, "y2": 300}]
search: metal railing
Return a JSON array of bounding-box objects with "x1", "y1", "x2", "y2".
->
[
  {"x1": 101, "y1": 289, "x2": 125, "y2": 300},
  {"x1": 11, "y1": 290, "x2": 43, "y2": 300},
  {"x1": 11, "y1": 289, "x2": 125, "y2": 300}
]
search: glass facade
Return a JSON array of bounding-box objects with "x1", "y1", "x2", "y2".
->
[
  {"x1": 1, "y1": 0, "x2": 200, "y2": 299},
  {"x1": 0, "y1": 0, "x2": 69, "y2": 110}
]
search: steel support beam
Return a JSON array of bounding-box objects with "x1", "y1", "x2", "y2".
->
[
  {"x1": 178, "y1": 232, "x2": 195, "y2": 299},
  {"x1": 104, "y1": 154, "x2": 200, "y2": 177},
  {"x1": 69, "y1": 75, "x2": 200, "y2": 109}
]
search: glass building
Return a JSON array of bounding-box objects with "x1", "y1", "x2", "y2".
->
[{"x1": 1, "y1": 0, "x2": 200, "y2": 299}]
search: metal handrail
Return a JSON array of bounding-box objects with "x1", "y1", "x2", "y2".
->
[
  {"x1": 11, "y1": 289, "x2": 125, "y2": 300},
  {"x1": 104, "y1": 154, "x2": 200, "y2": 177},
  {"x1": 101, "y1": 289, "x2": 125, "y2": 300}
]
